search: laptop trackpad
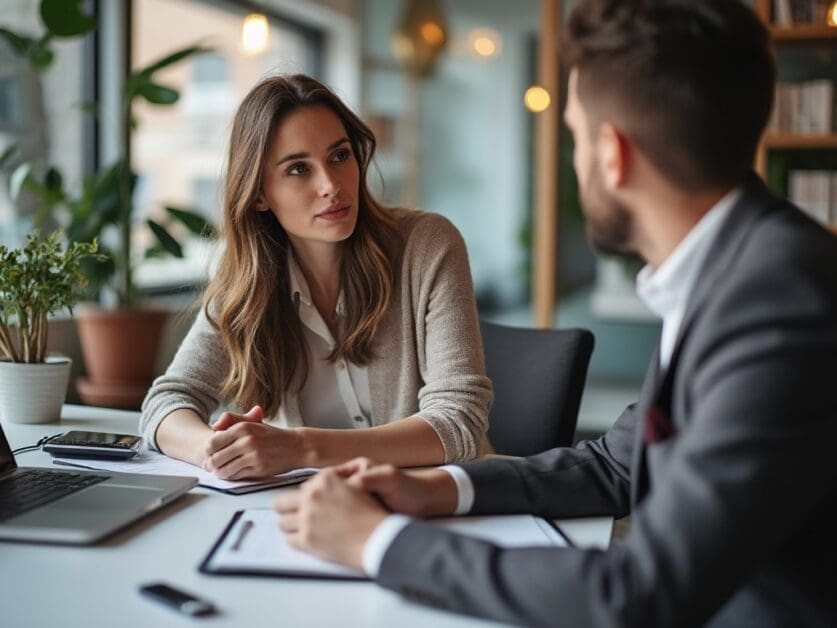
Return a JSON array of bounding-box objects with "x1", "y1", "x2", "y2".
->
[{"x1": 13, "y1": 485, "x2": 165, "y2": 528}]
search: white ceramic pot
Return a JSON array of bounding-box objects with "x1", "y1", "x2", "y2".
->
[{"x1": 0, "y1": 355, "x2": 72, "y2": 424}]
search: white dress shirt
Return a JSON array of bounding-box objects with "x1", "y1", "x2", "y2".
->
[
  {"x1": 288, "y1": 252, "x2": 373, "y2": 429},
  {"x1": 361, "y1": 187, "x2": 742, "y2": 576},
  {"x1": 635, "y1": 187, "x2": 741, "y2": 369}
]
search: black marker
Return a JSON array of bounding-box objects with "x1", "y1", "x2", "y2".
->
[{"x1": 139, "y1": 582, "x2": 217, "y2": 617}]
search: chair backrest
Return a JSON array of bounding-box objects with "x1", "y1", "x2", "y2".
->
[{"x1": 480, "y1": 321, "x2": 594, "y2": 457}]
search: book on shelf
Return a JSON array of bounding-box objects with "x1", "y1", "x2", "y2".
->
[
  {"x1": 788, "y1": 169, "x2": 836, "y2": 225},
  {"x1": 774, "y1": 0, "x2": 792, "y2": 26},
  {"x1": 769, "y1": 80, "x2": 834, "y2": 134},
  {"x1": 772, "y1": 0, "x2": 833, "y2": 27},
  {"x1": 774, "y1": 0, "x2": 832, "y2": 25}
]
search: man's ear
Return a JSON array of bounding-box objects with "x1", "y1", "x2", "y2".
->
[{"x1": 597, "y1": 122, "x2": 630, "y2": 190}]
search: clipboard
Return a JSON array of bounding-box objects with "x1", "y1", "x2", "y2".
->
[
  {"x1": 199, "y1": 509, "x2": 367, "y2": 580},
  {"x1": 199, "y1": 508, "x2": 573, "y2": 580}
]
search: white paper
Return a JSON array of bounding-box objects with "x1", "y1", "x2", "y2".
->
[
  {"x1": 52, "y1": 450, "x2": 317, "y2": 491},
  {"x1": 206, "y1": 508, "x2": 567, "y2": 578},
  {"x1": 208, "y1": 509, "x2": 364, "y2": 577}
]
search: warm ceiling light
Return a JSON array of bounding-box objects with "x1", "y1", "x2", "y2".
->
[
  {"x1": 524, "y1": 86, "x2": 551, "y2": 113},
  {"x1": 392, "y1": 0, "x2": 448, "y2": 76},
  {"x1": 469, "y1": 28, "x2": 502, "y2": 59},
  {"x1": 828, "y1": 1, "x2": 837, "y2": 27},
  {"x1": 242, "y1": 13, "x2": 269, "y2": 55},
  {"x1": 420, "y1": 21, "x2": 445, "y2": 46},
  {"x1": 474, "y1": 36, "x2": 496, "y2": 57}
]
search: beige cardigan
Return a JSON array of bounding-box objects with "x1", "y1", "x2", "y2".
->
[{"x1": 139, "y1": 209, "x2": 493, "y2": 463}]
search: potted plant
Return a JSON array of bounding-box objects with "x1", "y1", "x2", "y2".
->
[
  {"x1": 1, "y1": 1, "x2": 213, "y2": 408},
  {"x1": 0, "y1": 231, "x2": 100, "y2": 424}
]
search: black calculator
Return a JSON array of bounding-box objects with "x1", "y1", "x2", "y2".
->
[{"x1": 43, "y1": 431, "x2": 143, "y2": 459}]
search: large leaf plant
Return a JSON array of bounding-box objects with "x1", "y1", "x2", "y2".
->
[{"x1": 1, "y1": 0, "x2": 215, "y2": 307}]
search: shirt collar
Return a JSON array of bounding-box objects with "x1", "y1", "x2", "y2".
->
[{"x1": 636, "y1": 186, "x2": 742, "y2": 321}]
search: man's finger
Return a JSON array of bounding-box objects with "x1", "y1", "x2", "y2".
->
[
  {"x1": 285, "y1": 531, "x2": 305, "y2": 551},
  {"x1": 351, "y1": 465, "x2": 398, "y2": 492},
  {"x1": 277, "y1": 512, "x2": 299, "y2": 533},
  {"x1": 274, "y1": 491, "x2": 301, "y2": 513}
]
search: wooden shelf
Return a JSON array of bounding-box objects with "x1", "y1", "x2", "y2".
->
[
  {"x1": 762, "y1": 133, "x2": 837, "y2": 149},
  {"x1": 770, "y1": 24, "x2": 837, "y2": 43}
]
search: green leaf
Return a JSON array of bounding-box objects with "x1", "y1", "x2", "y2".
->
[
  {"x1": 77, "y1": 250, "x2": 115, "y2": 299},
  {"x1": 0, "y1": 144, "x2": 18, "y2": 169},
  {"x1": 135, "y1": 80, "x2": 179, "y2": 105},
  {"x1": 134, "y1": 45, "x2": 211, "y2": 77},
  {"x1": 79, "y1": 101, "x2": 99, "y2": 117},
  {"x1": 9, "y1": 162, "x2": 32, "y2": 201},
  {"x1": 44, "y1": 167, "x2": 63, "y2": 193},
  {"x1": 28, "y1": 37, "x2": 54, "y2": 68},
  {"x1": 0, "y1": 28, "x2": 32, "y2": 55},
  {"x1": 40, "y1": 0, "x2": 97, "y2": 37},
  {"x1": 164, "y1": 206, "x2": 217, "y2": 238},
  {"x1": 147, "y1": 219, "x2": 183, "y2": 258},
  {"x1": 143, "y1": 244, "x2": 167, "y2": 259}
]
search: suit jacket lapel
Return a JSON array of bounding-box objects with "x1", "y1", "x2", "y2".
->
[
  {"x1": 630, "y1": 173, "x2": 779, "y2": 505},
  {"x1": 630, "y1": 343, "x2": 663, "y2": 505},
  {"x1": 666, "y1": 173, "x2": 776, "y2": 370}
]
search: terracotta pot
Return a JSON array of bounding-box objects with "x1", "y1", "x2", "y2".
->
[{"x1": 74, "y1": 307, "x2": 169, "y2": 409}]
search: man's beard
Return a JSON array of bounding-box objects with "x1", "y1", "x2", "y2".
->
[{"x1": 581, "y1": 159, "x2": 634, "y2": 258}]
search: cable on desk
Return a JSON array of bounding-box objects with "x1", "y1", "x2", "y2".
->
[{"x1": 11, "y1": 432, "x2": 64, "y2": 455}]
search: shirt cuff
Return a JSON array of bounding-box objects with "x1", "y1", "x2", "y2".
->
[
  {"x1": 361, "y1": 514, "x2": 412, "y2": 577},
  {"x1": 439, "y1": 464, "x2": 474, "y2": 514}
]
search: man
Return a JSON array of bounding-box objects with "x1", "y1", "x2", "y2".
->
[{"x1": 275, "y1": 1, "x2": 837, "y2": 625}]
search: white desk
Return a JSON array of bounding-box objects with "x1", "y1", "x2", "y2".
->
[{"x1": 1, "y1": 405, "x2": 613, "y2": 628}]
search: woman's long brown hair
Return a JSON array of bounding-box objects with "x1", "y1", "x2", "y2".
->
[{"x1": 204, "y1": 75, "x2": 400, "y2": 417}]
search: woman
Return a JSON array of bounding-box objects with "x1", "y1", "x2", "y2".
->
[{"x1": 140, "y1": 74, "x2": 492, "y2": 480}]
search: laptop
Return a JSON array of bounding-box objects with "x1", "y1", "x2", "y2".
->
[{"x1": 0, "y1": 423, "x2": 196, "y2": 544}]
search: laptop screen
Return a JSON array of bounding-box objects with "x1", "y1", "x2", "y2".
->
[{"x1": 0, "y1": 424, "x2": 17, "y2": 473}]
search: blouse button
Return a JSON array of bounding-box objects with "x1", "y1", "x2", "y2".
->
[{"x1": 353, "y1": 415, "x2": 364, "y2": 423}]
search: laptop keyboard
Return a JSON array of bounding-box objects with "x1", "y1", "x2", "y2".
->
[{"x1": 0, "y1": 469, "x2": 110, "y2": 522}]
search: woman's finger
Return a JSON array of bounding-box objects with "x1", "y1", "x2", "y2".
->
[
  {"x1": 211, "y1": 449, "x2": 249, "y2": 479},
  {"x1": 333, "y1": 457, "x2": 376, "y2": 478}
]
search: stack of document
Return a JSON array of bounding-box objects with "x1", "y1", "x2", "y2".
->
[{"x1": 53, "y1": 451, "x2": 317, "y2": 494}]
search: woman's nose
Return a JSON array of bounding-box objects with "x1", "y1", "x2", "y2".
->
[{"x1": 318, "y1": 169, "x2": 341, "y2": 198}]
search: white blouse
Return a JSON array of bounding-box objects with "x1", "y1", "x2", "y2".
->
[{"x1": 288, "y1": 253, "x2": 373, "y2": 430}]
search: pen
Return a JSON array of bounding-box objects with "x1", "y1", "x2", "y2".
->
[
  {"x1": 231, "y1": 519, "x2": 253, "y2": 550},
  {"x1": 52, "y1": 459, "x2": 97, "y2": 470},
  {"x1": 139, "y1": 583, "x2": 217, "y2": 617}
]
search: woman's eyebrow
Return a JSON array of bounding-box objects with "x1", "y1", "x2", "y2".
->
[{"x1": 276, "y1": 137, "x2": 350, "y2": 166}]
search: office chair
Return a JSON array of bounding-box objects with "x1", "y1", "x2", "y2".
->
[{"x1": 480, "y1": 321, "x2": 594, "y2": 457}]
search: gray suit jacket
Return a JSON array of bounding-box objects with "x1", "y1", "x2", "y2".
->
[{"x1": 376, "y1": 174, "x2": 837, "y2": 627}]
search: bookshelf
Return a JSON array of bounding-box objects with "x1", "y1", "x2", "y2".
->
[
  {"x1": 755, "y1": 0, "x2": 837, "y2": 231},
  {"x1": 770, "y1": 24, "x2": 837, "y2": 42}
]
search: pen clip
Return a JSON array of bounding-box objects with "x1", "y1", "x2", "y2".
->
[{"x1": 231, "y1": 519, "x2": 253, "y2": 551}]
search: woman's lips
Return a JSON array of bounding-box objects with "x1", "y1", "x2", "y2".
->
[{"x1": 316, "y1": 204, "x2": 351, "y2": 221}]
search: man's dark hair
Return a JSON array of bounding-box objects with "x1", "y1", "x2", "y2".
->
[{"x1": 563, "y1": 0, "x2": 776, "y2": 190}]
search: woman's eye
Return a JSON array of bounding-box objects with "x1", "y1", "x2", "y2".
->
[
  {"x1": 331, "y1": 148, "x2": 351, "y2": 163},
  {"x1": 286, "y1": 162, "x2": 308, "y2": 176}
]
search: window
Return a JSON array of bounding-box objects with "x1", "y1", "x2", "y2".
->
[
  {"x1": 131, "y1": 0, "x2": 323, "y2": 291},
  {"x1": 0, "y1": 5, "x2": 86, "y2": 248}
]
